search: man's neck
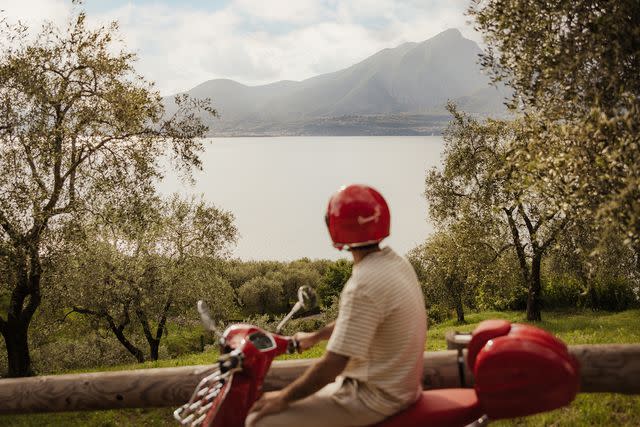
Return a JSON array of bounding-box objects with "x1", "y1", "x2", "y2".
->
[{"x1": 350, "y1": 244, "x2": 382, "y2": 265}]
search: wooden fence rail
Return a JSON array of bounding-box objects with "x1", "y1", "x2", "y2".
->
[{"x1": 0, "y1": 344, "x2": 639, "y2": 414}]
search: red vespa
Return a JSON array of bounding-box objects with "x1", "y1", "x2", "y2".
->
[{"x1": 174, "y1": 287, "x2": 580, "y2": 427}]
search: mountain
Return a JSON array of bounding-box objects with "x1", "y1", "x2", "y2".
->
[{"x1": 164, "y1": 29, "x2": 509, "y2": 136}]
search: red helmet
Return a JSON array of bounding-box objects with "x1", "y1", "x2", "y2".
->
[{"x1": 325, "y1": 184, "x2": 391, "y2": 250}]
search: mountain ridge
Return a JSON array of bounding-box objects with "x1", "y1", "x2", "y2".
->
[{"x1": 164, "y1": 28, "x2": 509, "y2": 136}]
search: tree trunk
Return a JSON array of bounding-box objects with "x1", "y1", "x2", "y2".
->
[
  {"x1": 526, "y1": 253, "x2": 543, "y2": 321},
  {"x1": 2, "y1": 251, "x2": 41, "y2": 377},
  {"x1": 149, "y1": 339, "x2": 160, "y2": 361},
  {"x1": 135, "y1": 301, "x2": 170, "y2": 362},
  {"x1": 150, "y1": 298, "x2": 171, "y2": 362},
  {"x1": 2, "y1": 319, "x2": 34, "y2": 377},
  {"x1": 111, "y1": 328, "x2": 145, "y2": 363},
  {"x1": 455, "y1": 302, "x2": 466, "y2": 324},
  {"x1": 633, "y1": 241, "x2": 640, "y2": 283},
  {"x1": 503, "y1": 207, "x2": 532, "y2": 285},
  {"x1": 72, "y1": 306, "x2": 146, "y2": 364},
  {"x1": 449, "y1": 277, "x2": 466, "y2": 324}
]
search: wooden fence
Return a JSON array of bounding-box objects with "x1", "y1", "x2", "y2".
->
[{"x1": 0, "y1": 344, "x2": 639, "y2": 414}]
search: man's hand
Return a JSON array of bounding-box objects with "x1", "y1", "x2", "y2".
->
[
  {"x1": 247, "y1": 391, "x2": 289, "y2": 427},
  {"x1": 293, "y1": 331, "x2": 318, "y2": 353},
  {"x1": 246, "y1": 351, "x2": 349, "y2": 426}
]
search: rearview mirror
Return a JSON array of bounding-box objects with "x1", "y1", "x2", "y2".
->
[
  {"x1": 276, "y1": 286, "x2": 318, "y2": 333},
  {"x1": 298, "y1": 285, "x2": 317, "y2": 311},
  {"x1": 197, "y1": 300, "x2": 223, "y2": 338}
]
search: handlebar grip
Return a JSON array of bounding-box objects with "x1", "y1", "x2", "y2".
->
[{"x1": 287, "y1": 338, "x2": 299, "y2": 354}]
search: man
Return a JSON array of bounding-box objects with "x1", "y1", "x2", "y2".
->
[{"x1": 246, "y1": 184, "x2": 427, "y2": 427}]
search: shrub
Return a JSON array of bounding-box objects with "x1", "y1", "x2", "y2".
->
[
  {"x1": 164, "y1": 325, "x2": 212, "y2": 358},
  {"x1": 542, "y1": 278, "x2": 585, "y2": 310},
  {"x1": 591, "y1": 279, "x2": 640, "y2": 311},
  {"x1": 543, "y1": 276, "x2": 640, "y2": 311},
  {"x1": 320, "y1": 296, "x2": 340, "y2": 325},
  {"x1": 317, "y1": 260, "x2": 352, "y2": 308},
  {"x1": 425, "y1": 303, "x2": 450, "y2": 325}
]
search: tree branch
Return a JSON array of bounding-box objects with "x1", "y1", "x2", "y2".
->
[
  {"x1": 68, "y1": 136, "x2": 77, "y2": 206},
  {"x1": 49, "y1": 203, "x2": 74, "y2": 216},
  {"x1": 540, "y1": 216, "x2": 570, "y2": 252},
  {"x1": 451, "y1": 189, "x2": 471, "y2": 198},
  {"x1": 155, "y1": 297, "x2": 172, "y2": 342},
  {"x1": 41, "y1": 122, "x2": 65, "y2": 214},
  {"x1": 60, "y1": 309, "x2": 78, "y2": 323},
  {"x1": 61, "y1": 129, "x2": 155, "y2": 182},
  {"x1": 533, "y1": 211, "x2": 559, "y2": 233},
  {"x1": 0, "y1": 207, "x2": 18, "y2": 242},
  {"x1": 485, "y1": 242, "x2": 515, "y2": 263},
  {"x1": 118, "y1": 303, "x2": 131, "y2": 332},
  {"x1": 71, "y1": 306, "x2": 119, "y2": 334},
  {"x1": 0, "y1": 243, "x2": 10, "y2": 258},
  {"x1": 518, "y1": 203, "x2": 536, "y2": 238},
  {"x1": 18, "y1": 136, "x2": 48, "y2": 194},
  {"x1": 72, "y1": 305, "x2": 145, "y2": 362},
  {"x1": 135, "y1": 307, "x2": 155, "y2": 346},
  {"x1": 503, "y1": 206, "x2": 531, "y2": 284},
  {"x1": 70, "y1": 306, "x2": 100, "y2": 317}
]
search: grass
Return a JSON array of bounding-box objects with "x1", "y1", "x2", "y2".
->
[
  {"x1": 61, "y1": 351, "x2": 221, "y2": 375},
  {"x1": 1, "y1": 309, "x2": 639, "y2": 426}
]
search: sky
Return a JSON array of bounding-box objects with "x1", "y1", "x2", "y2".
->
[{"x1": 2, "y1": 0, "x2": 480, "y2": 95}]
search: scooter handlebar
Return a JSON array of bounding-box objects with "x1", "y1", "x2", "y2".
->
[{"x1": 286, "y1": 337, "x2": 300, "y2": 354}]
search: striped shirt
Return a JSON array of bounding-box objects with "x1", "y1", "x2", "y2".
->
[{"x1": 327, "y1": 246, "x2": 427, "y2": 415}]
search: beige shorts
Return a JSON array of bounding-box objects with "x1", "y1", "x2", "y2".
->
[{"x1": 245, "y1": 379, "x2": 388, "y2": 427}]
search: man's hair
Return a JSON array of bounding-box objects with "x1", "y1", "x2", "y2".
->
[{"x1": 348, "y1": 243, "x2": 380, "y2": 252}]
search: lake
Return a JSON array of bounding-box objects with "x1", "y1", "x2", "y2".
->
[{"x1": 157, "y1": 136, "x2": 444, "y2": 260}]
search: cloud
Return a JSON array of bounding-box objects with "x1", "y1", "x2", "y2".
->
[
  {"x1": 232, "y1": 0, "x2": 328, "y2": 24},
  {"x1": 1, "y1": 0, "x2": 70, "y2": 28},
  {"x1": 2, "y1": 0, "x2": 480, "y2": 95}
]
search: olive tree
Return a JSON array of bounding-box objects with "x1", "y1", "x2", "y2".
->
[
  {"x1": 238, "y1": 274, "x2": 285, "y2": 316},
  {"x1": 277, "y1": 261, "x2": 322, "y2": 309},
  {"x1": 409, "y1": 231, "x2": 470, "y2": 323},
  {"x1": 317, "y1": 259, "x2": 352, "y2": 309},
  {"x1": 469, "y1": 0, "x2": 640, "y2": 254},
  {"x1": 0, "y1": 11, "x2": 216, "y2": 375},
  {"x1": 426, "y1": 105, "x2": 570, "y2": 320},
  {"x1": 57, "y1": 195, "x2": 237, "y2": 362},
  {"x1": 409, "y1": 213, "x2": 507, "y2": 323}
]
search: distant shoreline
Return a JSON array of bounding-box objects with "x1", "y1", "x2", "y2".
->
[
  {"x1": 203, "y1": 112, "x2": 456, "y2": 137},
  {"x1": 206, "y1": 131, "x2": 445, "y2": 137}
]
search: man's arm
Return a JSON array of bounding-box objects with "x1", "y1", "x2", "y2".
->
[
  {"x1": 247, "y1": 350, "x2": 348, "y2": 426},
  {"x1": 293, "y1": 321, "x2": 335, "y2": 352},
  {"x1": 282, "y1": 350, "x2": 347, "y2": 401}
]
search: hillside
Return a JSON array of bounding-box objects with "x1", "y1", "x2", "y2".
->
[{"x1": 164, "y1": 29, "x2": 510, "y2": 136}]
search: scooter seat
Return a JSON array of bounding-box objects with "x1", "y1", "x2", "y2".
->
[{"x1": 374, "y1": 389, "x2": 483, "y2": 427}]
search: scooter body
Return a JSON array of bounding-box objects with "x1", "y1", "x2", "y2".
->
[
  {"x1": 174, "y1": 323, "x2": 297, "y2": 427},
  {"x1": 175, "y1": 287, "x2": 314, "y2": 427},
  {"x1": 212, "y1": 324, "x2": 297, "y2": 427},
  {"x1": 175, "y1": 289, "x2": 580, "y2": 427},
  {"x1": 374, "y1": 319, "x2": 580, "y2": 427}
]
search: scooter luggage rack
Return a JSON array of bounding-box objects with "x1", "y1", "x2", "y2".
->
[{"x1": 174, "y1": 352, "x2": 242, "y2": 426}]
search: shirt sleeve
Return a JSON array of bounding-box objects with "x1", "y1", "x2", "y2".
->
[{"x1": 326, "y1": 287, "x2": 383, "y2": 360}]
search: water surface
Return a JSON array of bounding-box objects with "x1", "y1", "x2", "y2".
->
[{"x1": 158, "y1": 136, "x2": 444, "y2": 260}]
